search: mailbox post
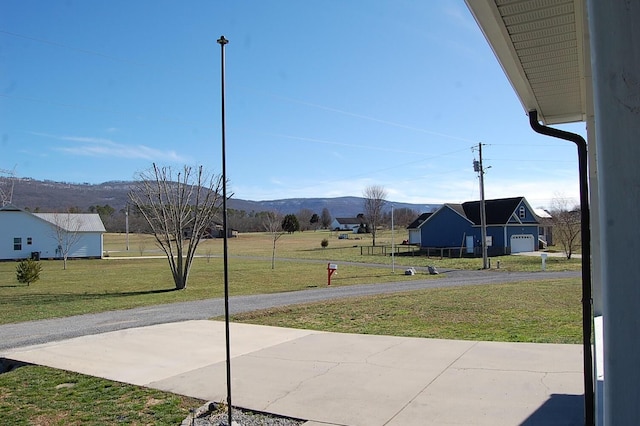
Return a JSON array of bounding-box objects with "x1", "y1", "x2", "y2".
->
[{"x1": 327, "y1": 263, "x2": 338, "y2": 285}]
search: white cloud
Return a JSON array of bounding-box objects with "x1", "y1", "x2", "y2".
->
[{"x1": 30, "y1": 132, "x2": 188, "y2": 163}]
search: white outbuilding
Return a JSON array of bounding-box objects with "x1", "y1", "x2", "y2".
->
[{"x1": 0, "y1": 205, "x2": 105, "y2": 260}]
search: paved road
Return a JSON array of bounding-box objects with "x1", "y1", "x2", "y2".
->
[{"x1": 0, "y1": 269, "x2": 579, "y2": 351}]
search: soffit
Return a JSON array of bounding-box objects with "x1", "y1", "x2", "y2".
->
[{"x1": 465, "y1": 0, "x2": 589, "y2": 125}]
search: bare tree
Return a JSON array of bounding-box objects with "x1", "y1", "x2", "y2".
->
[
  {"x1": 297, "y1": 208, "x2": 315, "y2": 231},
  {"x1": 263, "y1": 211, "x2": 284, "y2": 270},
  {"x1": 0, "y1": 168, "x2": 16, "y2": 206},
  {"x1": 320, "y1": 207, "x2": 332, "y2": 230},
  {"x1": 50, "y1": 212, "x2": 84, "y2": 270},
  {"x1": 549, "y1": 195, "x2": 581, "y2": 259},
  {"x1": 128, "y1": 164, "x2": 223, "y2": 290},
  {"x1": 383, "y1": 207, "x2": 418, "y2": 229},
  {"x1": 363, "y1": 185, "x2": 387, "y2": 246}
]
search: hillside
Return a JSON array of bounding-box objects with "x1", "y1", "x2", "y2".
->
[{"x1": 0, "y1": 177, "x2": 439, "y2": 217}]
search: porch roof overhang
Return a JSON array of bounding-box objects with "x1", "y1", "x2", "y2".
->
[{"x1": 464, "y1": 0, "x2": 589, "y2": 125}]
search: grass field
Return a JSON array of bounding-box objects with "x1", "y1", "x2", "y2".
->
[
  {"x1": 104, "y1": 230, "x2": 581, "y2": 271},
  {"x1": 0, "y1": 231, "x2": 580, "y2": 325},
  {"x1": 230, "y1": 277, "x2": 582, "y2": 344},
  {"x1": 0, "y1": 257, "x2": 424, "y2": 325},
  {"x1": 0, "y1": 231, "x2": 584, "y2": 424}
]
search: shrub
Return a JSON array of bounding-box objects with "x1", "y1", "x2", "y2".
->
[
  {"x1": 321, "y1": 238, "x2": 329, "y2": 248},
  {"x1": 16, "y1": 259, "x2": 42, "y2": 286}
]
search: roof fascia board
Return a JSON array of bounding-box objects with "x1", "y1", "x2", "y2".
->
[
  {"x1": 464, "y1": 0, "x2": 588, "y2": 125},
  {"x1": 510, "y1": 212, "x2": 523, "y2": 224},
  {"x1": 464, "y1": 0, "x2": 542, "y2": 119},
  {"x1": 510, "y1": 198, "x2": 540, "y2": 224},
  {"x1": 575, "y1": 0, "x2": 589, "y2": 124}
]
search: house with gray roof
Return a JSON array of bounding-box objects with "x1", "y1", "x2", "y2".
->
[
  {"x1": 330, "y1": 217, "x2": 366, "y2": 233},
  {"x1": 0, "y1": 205, "x2": 105, "y2": 260}
]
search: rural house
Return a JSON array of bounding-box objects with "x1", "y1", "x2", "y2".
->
[
  {"x1": 0, "y1": 205, "x2": 105, "y2": 260},
  {"x1": 415, "y1": 197, "x2": 541, "y2": 256},
  {"x1": 331, "y1": 217, "x2": 366, "y2": 233}
]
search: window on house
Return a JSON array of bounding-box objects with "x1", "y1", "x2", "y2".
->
[
  {"x1": 14, "y1": 237, "x2": 22, "y2": 251},
  {"x1": 27, "y1": 237, "x2": 33, "y2": 245},
  {"x1": 519, "y1": 206, "x2": 526, "y2": 219}
]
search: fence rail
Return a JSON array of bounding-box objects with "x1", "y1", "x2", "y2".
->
[{"x1": 360, "y1": 244, "x2": 421, "y2": 256}]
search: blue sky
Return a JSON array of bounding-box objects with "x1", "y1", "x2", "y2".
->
[{"x1": 1, "y1": 0, "x2": 583, "y2": 208}]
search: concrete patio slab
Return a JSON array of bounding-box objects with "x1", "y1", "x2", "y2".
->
[{"x1": 1, "y1": 320, "x2": 585, "y2": 425}]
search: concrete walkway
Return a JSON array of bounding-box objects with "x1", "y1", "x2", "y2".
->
[{"x1": 1, "y1": 321, "x2": 585, "y2": 425}]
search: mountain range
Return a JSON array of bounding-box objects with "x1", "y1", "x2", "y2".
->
[{"x1": 0, "y1": 177, "x2": 439, "y2": 218}]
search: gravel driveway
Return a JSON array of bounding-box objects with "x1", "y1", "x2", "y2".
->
[{"x1": 0, "y1": 269, "x2": 578, "y2": 351}]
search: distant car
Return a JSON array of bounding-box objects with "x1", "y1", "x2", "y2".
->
[{"x1": 338, "y1": 233, "x2": 349, "y2": 239}]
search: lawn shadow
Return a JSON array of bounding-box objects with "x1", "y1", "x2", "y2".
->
[
  {"x1": 0, "y1": 357, "x2": 33, "y2": 374},
  {"x1": 0, "y1": 288, "x2": 179, "y2": 307}
]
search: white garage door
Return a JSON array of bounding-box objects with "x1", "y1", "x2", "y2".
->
[{"x1": 510, "y1": 234, "x2": 535, "y2": 253}]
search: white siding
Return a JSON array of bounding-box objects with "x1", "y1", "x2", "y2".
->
[{"x1": 0, "y1": 210, "x2": 104, "y2": 260}]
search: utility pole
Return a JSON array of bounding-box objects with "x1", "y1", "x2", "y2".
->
[{"x1": 473, "y1": 143, "x2": 489, "y2": 269}]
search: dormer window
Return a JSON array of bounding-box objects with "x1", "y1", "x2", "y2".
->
[{"x1": 519, "y1": 206, "x2": 526, "y2": 219}]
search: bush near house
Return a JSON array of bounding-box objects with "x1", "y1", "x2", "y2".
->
[{"x1": 16, "y1": 259, "x2": 42, "y2": 286}]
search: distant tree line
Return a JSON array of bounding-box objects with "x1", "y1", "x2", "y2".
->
[{"x1": 21, "y1": 201, "x2": 420, "y2": 235}]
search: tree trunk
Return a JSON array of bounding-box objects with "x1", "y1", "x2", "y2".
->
[
  {"x1": 271, "y1": 240, "x2": 276, "y2": 270},
  {"x1": 175, "y1": 276, "x2": 186, "y2": 290}
]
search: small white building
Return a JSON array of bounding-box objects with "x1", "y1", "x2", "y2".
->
[
  {"x1": 0, "y1": 205, "x2": 105, "y2": 260},
  {"x1": 331, "y1": 217, "x2": 365, "y2": 233}
]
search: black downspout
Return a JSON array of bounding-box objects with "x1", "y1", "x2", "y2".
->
[{"x1": 529, "y1": 110, "x2": 594, "y2": 426}]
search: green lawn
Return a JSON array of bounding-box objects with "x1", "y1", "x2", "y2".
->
[
  {"x1": 105, "y1": 230, "x2": 582, "y2": 271},
  {"x1": 0, "y1": 257, "x2": 426, "y2": 324},
  {"x1": 229, "y1": 277, "x2": 582, "y2": 344}
]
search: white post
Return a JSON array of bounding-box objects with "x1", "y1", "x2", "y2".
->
[
  {"x1": 125, "y1": 205, "x2": 129, "y2": 251},
  {"x1": 588, "y1": 1, "x2": 640, "y2": 423}
]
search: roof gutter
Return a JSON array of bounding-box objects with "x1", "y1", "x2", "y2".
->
[{"x1": 529, "y1": 110, "x2": 594, "y2": 426}]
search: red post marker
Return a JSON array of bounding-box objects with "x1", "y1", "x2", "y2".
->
[{"x1": 327, "y1": 263, "x2": 338, "y2": 285}]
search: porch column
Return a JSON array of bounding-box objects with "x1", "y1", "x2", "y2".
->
[{"x1": 587, "y1": 0, "x2": 640, "y2": 423}]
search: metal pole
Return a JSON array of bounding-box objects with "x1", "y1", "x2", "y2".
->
[
  {"x1": 391, "y1": 204, "x2": 395, "y2": 273},
  {"x1": 125, "y1": 205, "x2": 129, "y2": 251},
  {"x1": 217, "y1": 35, "x2": 232, "y2": 426}
]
